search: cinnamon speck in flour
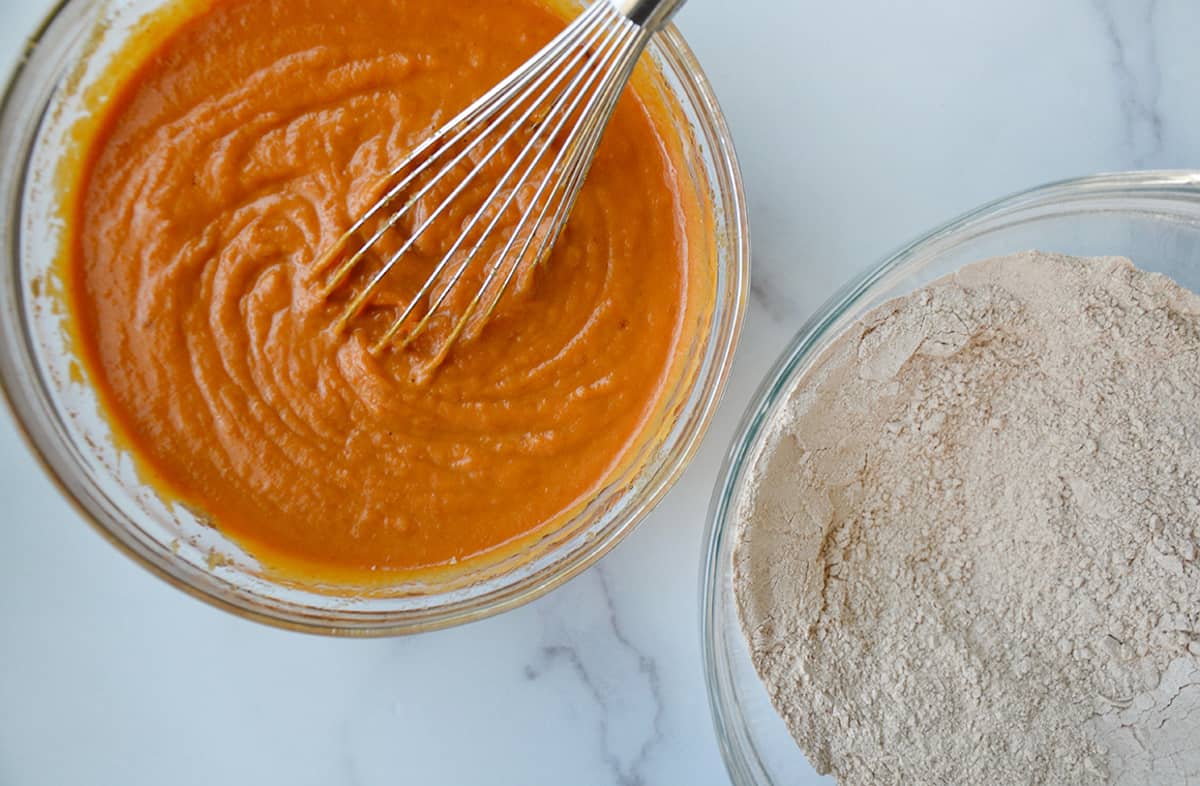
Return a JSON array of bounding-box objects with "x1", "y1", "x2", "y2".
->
[{"x1": 734, "y1": 252, "x2": 1200, "y2": 785}]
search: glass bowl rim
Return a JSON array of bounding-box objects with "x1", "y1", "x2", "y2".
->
[
  {"x1": 699, "y1": 168, "x2": 1200, "y2": 783},
  {"x1": 0, "y1": 0, "x2": 750, "y2": 636}
]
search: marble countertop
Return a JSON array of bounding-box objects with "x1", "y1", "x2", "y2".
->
[{"x1": 1, "y1": 1, "x2": 1197, "y2": 784}]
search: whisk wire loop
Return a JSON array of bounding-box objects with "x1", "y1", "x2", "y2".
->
[
  {"x1": 377, "y1": 18, "x2": 650, "y2": 354},
  {"x1": 329, "y1": 16, "x2": 620, "y2": 333},
  {"x1": 311, "y1": 0, "x2": 676, "y2": 376},
  {"x1": 315, "y1": 2, "x2": 615, "y2": 308}
]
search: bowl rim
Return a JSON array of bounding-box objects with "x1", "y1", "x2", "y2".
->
[
  {"x1": 699, "y1": 168, "x2": 1200, "y2": 783},
  {"x1": 0, "y1": 1, "x2": 750, "y2": 636}
]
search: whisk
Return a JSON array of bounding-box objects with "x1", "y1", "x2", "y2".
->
[{"x1": 310, "y1": 0, "x2": 687, "y2": 374}]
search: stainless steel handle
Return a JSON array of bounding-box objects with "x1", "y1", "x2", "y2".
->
[{"x1": 607, "y1": 0, "x2": 687, "y2": 31}]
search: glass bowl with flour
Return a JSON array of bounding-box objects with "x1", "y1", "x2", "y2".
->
[{"x1": 702, "y1": 171, "x2": 1200, "y2": 786}]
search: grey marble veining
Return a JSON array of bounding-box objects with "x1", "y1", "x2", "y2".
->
[
  {"x1": 1094, "y1": 0, "x2": 1165, "y2": 165},
  {"x1": 523, "y1": 569, "x2": 664, "y2": 786},
  {"x1": 2, "y1": 2, "x2": 1199, "y2": 785}
]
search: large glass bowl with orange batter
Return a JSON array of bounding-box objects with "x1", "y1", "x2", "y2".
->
[{"x1": 0, "y1": 0, "x2": 748, "y2": 634}]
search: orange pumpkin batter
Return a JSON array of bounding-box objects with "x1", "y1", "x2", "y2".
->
[{"x1": 68, "y1": 0, "x2": 696, "y2": 582}]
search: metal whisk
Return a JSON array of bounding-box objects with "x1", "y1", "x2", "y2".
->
[{"x1": 310, "y1": 0, "x2": 687, "y2": 374}]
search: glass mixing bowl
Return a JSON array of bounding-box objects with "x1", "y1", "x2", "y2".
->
[
  {"x1": 0, "y1": 0, "x2": 748, "y2": 635},
  {"x1": 701, "y1": 171, "x2": 1200, "y2": 784}
]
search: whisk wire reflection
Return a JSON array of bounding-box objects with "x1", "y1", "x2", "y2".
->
[{"x1": 309, "y1": 0, "x2": 659, "y2": 373}]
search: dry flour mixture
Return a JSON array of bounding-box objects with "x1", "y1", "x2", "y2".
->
[{"x1": 734, "y1": 252, "x2": 1200, "y2": 785}]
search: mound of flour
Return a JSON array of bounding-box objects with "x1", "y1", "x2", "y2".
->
[{"x1": 734, "y1": 252, "x2": 1200, "y2": 785}]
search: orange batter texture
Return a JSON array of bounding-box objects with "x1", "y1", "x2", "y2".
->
[{"x1": 69, "y1": 0, "x2": 695, "y2": 582}]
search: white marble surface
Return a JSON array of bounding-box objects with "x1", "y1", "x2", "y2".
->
[{"x1": 1, "y1": 1, "x2": 1199, "y2": 784}]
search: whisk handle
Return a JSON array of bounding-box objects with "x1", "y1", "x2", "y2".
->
[{"x1": 607, "y1": 0, "x2": 687, "y2": 31}]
